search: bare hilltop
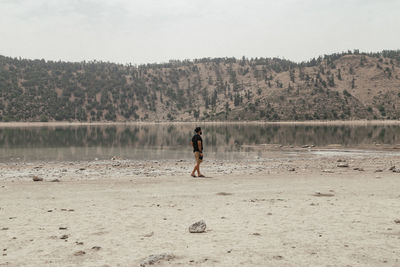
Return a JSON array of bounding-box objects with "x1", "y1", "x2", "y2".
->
[{"x1": 0, "y1": 50, "x2": 400, "y2": 122}]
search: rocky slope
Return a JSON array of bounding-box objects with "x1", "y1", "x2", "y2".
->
[{"x1": 0, "y1": 50, "x2": 400, "y2": 122}]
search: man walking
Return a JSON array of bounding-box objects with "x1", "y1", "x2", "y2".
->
[{"x1": 191, "y1": 127, "x2": 205, "y2": 177}]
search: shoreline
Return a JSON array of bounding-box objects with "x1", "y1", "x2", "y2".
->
[
  {"x1": 1, "y1": 150, "x2": 399, "y2": 182},
  {"x1": 1, "y1": 119, "x2": 400, "y2": 127}
]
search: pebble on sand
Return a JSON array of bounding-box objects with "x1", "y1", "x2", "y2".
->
[
  {"x1": 313, "y1": 192, "x2": 335, "y2": 197},
  {"x1": 143, "y1": 232, "x2": 154, "y2": 238},
  {"x1": 140, "y1": 253, "x2": 175, "y2": 266},
  {"x1": 189, "y1": 220, "x2": 207, "y2": 233},
  {"x1": 32, "y1": 176, "x2": 43, "y2": 182},
  {"x1": 337, "y1": 163, "x2": 349, "y2": 168},
  {"x1": 61, "y1": 209, "x2": 75, "y2": 212},
  {"x1": 73, "y1": 251, "x2": 86, "y2": 256},
  {"x1": 216, "y1": 192, "x2": 233, "y2": 196}
]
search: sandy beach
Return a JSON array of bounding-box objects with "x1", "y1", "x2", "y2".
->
[{"x1": 1, "y1": 151, "x2": 400, "y2": 267}]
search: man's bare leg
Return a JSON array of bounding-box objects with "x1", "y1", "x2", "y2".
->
[
  {"x1": 191, "y1": 163, "x2": 199, "y2": 177},
  {"x1": 197, "y1": 163, "x2": 204, "y2": 177}
]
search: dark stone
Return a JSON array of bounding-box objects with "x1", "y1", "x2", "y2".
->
[
  {"x1": 337, "y1": 163, "x2": 349, "y2": 168},
  {"x1": 189, "y1": 220, "x2": 206, "y2": 233},
  {"x1": 32, "y1": 176, "x2": 43, "y2": 182},
  {"x1": 60, "y1": 234, "x2": 69, "y2": 240}
]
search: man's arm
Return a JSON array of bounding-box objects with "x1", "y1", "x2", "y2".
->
[{"x1": 197, "y1": 140, "x2": 202, "y2": 153}]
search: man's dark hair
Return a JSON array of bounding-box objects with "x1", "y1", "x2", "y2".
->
[{"x1": 194, "y1": 127, "x2": 202, "y2": 133}]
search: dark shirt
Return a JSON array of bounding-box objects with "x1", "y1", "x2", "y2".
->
[{"x1": 192, "y1": 134, "x2": 203, "y2": 152}]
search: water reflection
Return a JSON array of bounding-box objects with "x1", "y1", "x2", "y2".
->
[{"x1": 1, "y1": 123, "x2": 400, "y2": 161}]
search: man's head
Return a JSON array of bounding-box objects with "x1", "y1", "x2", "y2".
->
[{"x1": 195, "y1": 127, "x2": 202, "y2": 135}]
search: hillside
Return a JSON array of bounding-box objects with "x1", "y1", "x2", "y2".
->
[{"x1": 1, "y1": 50, "x2": 400, "y2": 122}]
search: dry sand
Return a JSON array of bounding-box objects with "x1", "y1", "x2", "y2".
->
[{"x1": 1, "y1": 153, "x2": 400, "y2": 266}]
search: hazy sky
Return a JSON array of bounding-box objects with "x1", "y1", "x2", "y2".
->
[{"x1": 0, "y1": 0, "x2": 399, "y2": 64}]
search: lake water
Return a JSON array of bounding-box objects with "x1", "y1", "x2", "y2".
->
[{"x1": 1, "y1": 123, "x2": 400, "y2": 162}]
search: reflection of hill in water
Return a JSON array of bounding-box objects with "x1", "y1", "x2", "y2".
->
[{"x1": 1, "y1": 124, "x2": 400, "y2": 150}]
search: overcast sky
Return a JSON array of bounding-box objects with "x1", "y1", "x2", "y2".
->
[{"x1": 0, "y1": 0, "x2": 399, "y2": 64}]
